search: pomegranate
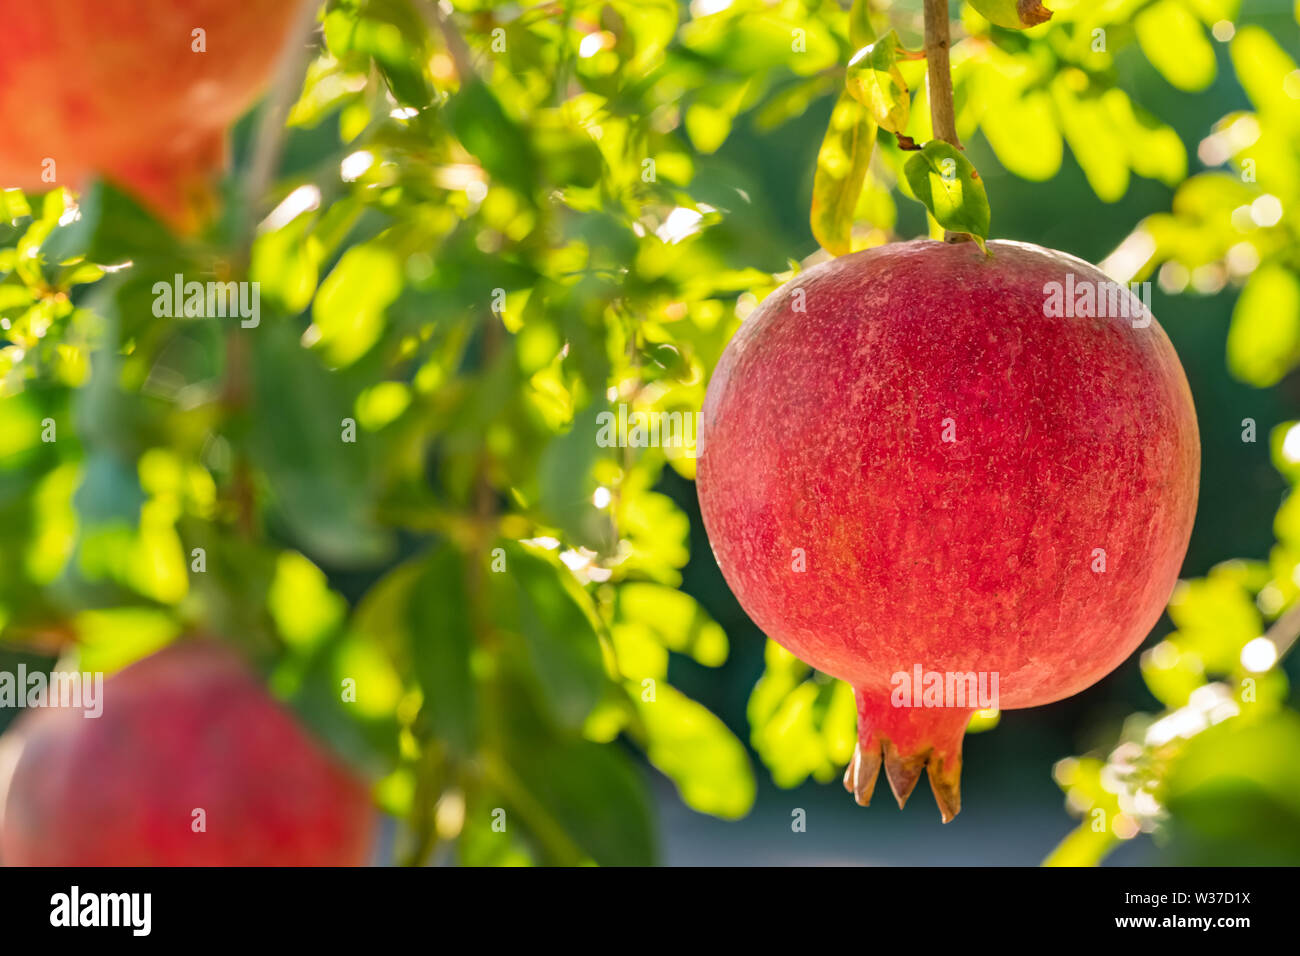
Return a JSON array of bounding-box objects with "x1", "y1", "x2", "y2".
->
[
  {"x1": 0, "y1": 642, "x2": 374, "y2": 865},
  {"x1": 0, "y1": 0, "x2": 301, "y2": 232},
  {"x1": 698, "y1": 240, "x2": 1199, "y2": 821}
]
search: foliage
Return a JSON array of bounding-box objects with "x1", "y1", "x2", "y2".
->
[
  {"x1": 741, "y1": 0, "x2": 1300, "y2": 866},
  {"x1": 0, "y1": 0, "x2": 1296, "y2": 866},
  {"x1": 0, "y1": 0, "x2": 775, "y2": 865},
  {"x1": 1044, "y1": 5, "x2": 1300, "y2": 866}
]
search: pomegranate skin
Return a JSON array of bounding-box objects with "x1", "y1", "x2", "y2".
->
[
  {"x1": 0, "y1": 642, "x2": 375, "y2": 866},
  {"x1": 0, "y1": 0, "x2": 300, "y2": 231},
  {"x1": 698, "y1": 239, "x2": 1199, "y2": 817}
]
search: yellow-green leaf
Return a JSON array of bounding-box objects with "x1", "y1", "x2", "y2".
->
[
  {"x1": 846, "y1": 31, "x2": 911, "y2": 134},
  {"x1": 634, "y1": 682, "x2": 756, "y2": 819},
  {"x1": 968, "y1": 0, "x2": 1053, "y2": 29},
  {"x1": 1227, "y1": 264, "x2": 1300, "y2": 387},
  {"x1": 811, "y1": 90, "x2": 877, "y2": 256},
  {"x1": 1136, "y1": 0, "x2": 1217, "y2": 92},
  {"x1": 1230, "y1": 26, "x2": 1300, "y2": 117},
  {"x1": 312, "y1": 243, "x2": 401, "y2": 367},
  {"x1": 982, "y1": 88, "x2": 1062, "y2": 181},
  {"x1": 616, "y1": 582, "x2": 728, "y2": 666},
  {"x1": 849, "y1": 0, "x2": 878, "y2": 48}
]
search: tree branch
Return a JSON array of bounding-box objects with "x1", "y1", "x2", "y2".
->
[
  {"x1": 425, "y1": 0, "x2": 476, "y2": 83},
  {"x1": 241, "y1": 0, "x2": 321, "y2": 250},
  {"x1": 922, "y1": 0, "x2": 960, "y2": 149},
  {"x1": 1265, "y1": 598, "x2": 1300, "y2": 661}
]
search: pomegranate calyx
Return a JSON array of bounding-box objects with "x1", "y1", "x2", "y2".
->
[
  {"x1": 844, "y1": 688, "x2": 971, "y2": 822},
  {"x1": 842, "y1": 735, "x2": 963, "y2": 822},
  {"x1": 842, "y1": 741, "x2": 882, "y2": 808},
  {"x1": 927, "y1": 750, "x2": 963, "y2": 824}
]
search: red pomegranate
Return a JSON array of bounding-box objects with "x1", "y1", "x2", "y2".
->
[
  {"x1": 0, "y1": 0, "x2": 302, "y2": 231},
  {"x1": 698, "y1": 240, "x2": 1199, "y2": 821},
  {"x1": 0, "y1": 642, "x2": 374, "y2": 865}
]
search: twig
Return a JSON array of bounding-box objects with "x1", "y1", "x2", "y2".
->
[
  {"x1": 240, "y1": 0, "x2": 321, "y2": 251},
  {"x1": 221, "y1": 0, "x2": 318, "y2": 539},
  {"x1": 425, "y1": 0, "x2": 476, "y2": 83},
  {"x1": 1265, "y1": 599, "x2": 1300, "y2": 660},
  {"x1": 923, "y1": 0, "x2": 971, "y2": 244},
  {"x1": 922, "y1": 0, "x2": 960, "y2": 149}
]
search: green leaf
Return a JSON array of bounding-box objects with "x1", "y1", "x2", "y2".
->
[
  {"x1": 903, "y1": 141, "x2": 991, "y2": 246},
  {"x1": 1051, "y1": 79, "x2": 1130, "y2": 202},
  {"x1": 499, "y1": 688, "x2": 656, "y2": 866},
  {"x1": 1136, "y1": 0, "x2": 1217, "y2": 92},
  {"x1": 748, "y1": 640, "x2": 856, "y2": 788},
  {"x1": 616, "y1": 582, "x2": 728, "y2": 666},
  {"x1": 409, "y1": 543, "x2": 478, "y2": 754},
  {"x1": 684, "y1": 103, "x2": 733, "y2": 155},
  {"x1": 849, "y1": 0, "x2": 878, "y2": 49},
  {"x1": 276, "y1": 631, "x2": 403, "y2": 777},
  {"x1": 495, "y1": 542, "x2": 606, "y2": 730},
  {"x1": 1164, "y1": 711, "x2": 1300, "y2": 864},
  {"x1": 1140, "y1": 640, "x2": 1206, "y2": 708},
  {"x1": 981, "y1": 87, "x2": 1062, "y2": 182},
  {"x1": 353, "y1": 559, "x2": 423, "y2": 654},
  {"x1": 538, "y1": 402, "x2": 615, "y2": 553},
  {"x1": 249, "y1": 325, "x2": 391, "y2": 566},
  {"x1": 268, "y1": 550, "x2": 347, "y2": 651},
  {"x1": 811, "y1": 90, "x2": 877, "y2": 256},
  {"x1": 968, "y1": 0, "x2": 1053, "y2": 30},
  {"x1": 754, "y1": 76, "x2": 836, "y2": 132},
  {"x1": 250, "y1": 213, "x2": 319, "y2": 315},
  {"x1": 1230, "y1": 26, "x2": 1300, "y2": 118},
  {"x1": 41, "y1": 182, "x2": 177, "y2": 267},
  {"x1": 1226, "y1": 264, "x2": 1300, "y2": 387},
  {"x1": 845, "y1": 31, "x2": 911, "y2": 135},
  {"x1": 634, "y1": 683, "x2": 755, "y2": 819},
  {"x1": 1043, "y1": 822, "x2": 1120, "y2": 867},
  {"x1": 1102, "y1": 89, "x2": 1186, "y2": 187},
  {"x1": 446, "y1": 80, "x2": 536, "y2": 197},
  {"x1": 311, "y1": 242, "x2": 402, "y2": 368},
  {"x1": 1167, "y1": 573, "x2": 1262, "y2": 673}
]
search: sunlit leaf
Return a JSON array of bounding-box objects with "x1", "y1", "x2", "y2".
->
[
  {"x1": 811, "y1": 91, "x2": 877, "y2": 256},
  {"x1": 903, "y1": 141, "x2": 991, "y2": 246},
  {"x1": 846, "y1": 31, "x2": 911, "y2": 135},
  {"x1": 968, "y1": 0, "x2": 1053, "y2": 30},
  {"x1": 1226, "y1": 264, "x2": 1300, "y2": 387},
  {"x1": 981, "y1": 88, "x2": 1062, "y2": 181},
  {"x1": 633, "y1": 682, "x2": 755, "y2": 819},
  {"x1": 849, "y1": 0, "x2": 878, "y2": 48},
  {"x1": 312, "y1": 243, "x2": 402, "y2": 368},
  {"x1": 1136, "y1": 0, "x2": 1217, "y2": 92}
]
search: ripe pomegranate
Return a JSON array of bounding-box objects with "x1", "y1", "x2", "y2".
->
[
  {"x1": 698, "y1": 240, "x2": 1199, "y2": 821},
  {"x1": 0, "y1": 0, "x2": 301, "y2": 232},
  {"x1": 0, "y1": 642, "x2": 374, "y2": 865}
]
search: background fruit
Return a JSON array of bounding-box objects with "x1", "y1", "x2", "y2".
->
[
  {"x1": 0, "y1": 0, "x2": 301, "y2": 231},
  {"x1": 0, "y1": 642, "x2": 374, "y2": 866},
  {"x1": 697, "y1": 239, "x2": 1200, "y2": 819}
]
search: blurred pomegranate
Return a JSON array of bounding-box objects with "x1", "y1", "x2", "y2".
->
[
  {"x1": 0, "y1": 642, "x2": 374, "y2": 866},
  {"x1": 0, "y1": 0, "x2": 302, "y2": 231},
  {"x1": 697, "y1": 239, "x2": 1199, "y2": 820}
]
